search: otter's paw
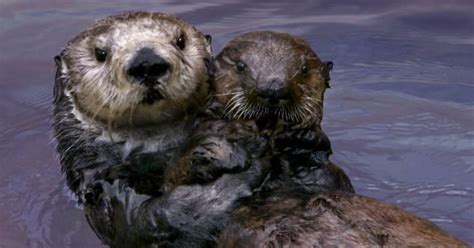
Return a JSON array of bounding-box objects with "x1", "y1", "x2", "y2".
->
[
  {"x1": 187, "y1": 139, "x2": 249, "y2": 184},
  {"x1": 188, "y1": 146, "x2": 219, "y2": 183}
]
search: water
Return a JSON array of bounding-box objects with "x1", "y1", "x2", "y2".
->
[{"x1": 0, "y1": 0, "x2": 473, "y2": 246}]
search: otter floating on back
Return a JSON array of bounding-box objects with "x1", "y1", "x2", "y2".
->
[
  {"x1": 214, "y1": 32, "x2": 468, "y2": 248},
  {"x1": 197, "y1": 31, "x2": 354, "y2": 194},
  {"x1": 147, "y1": 30, "x2": 355, "y2": 246}
]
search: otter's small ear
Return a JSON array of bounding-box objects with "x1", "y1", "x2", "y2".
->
[
  {"x1": 322, "y1": 61, "x2": 333, "y2": 88},
  {"x1": 204, "y1": 34, "x2": 212, "y2": 44},
  {"x1": 54, "y1": 55, "x2": 62, "y2": 67},
  {"x1": 325, "y1": 61, "x2": 333, "y2": 71}
]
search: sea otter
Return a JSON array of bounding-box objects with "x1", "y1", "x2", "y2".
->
[
  {"x1": 213, "y1": 33, "x2": 468, "y2": 247},
  {"x1": 52, "y1": 11, "x2": 212, "y2": 246}
]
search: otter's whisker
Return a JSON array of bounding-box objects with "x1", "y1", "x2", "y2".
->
[
  {"x1": 236, "y1": 102, "x2": 247, "y2": 120},
  {"x1": 211, "y1": 92, "x2": 241, "y2": 97},
  {"x1": 225, "y1": 99, "x2": 242, "y2": 118},
  {"x1": 91, "y1": 91, "x2": 115, "y2": 122},
  {"x1": 128, "y1": 95, "x2": 139, "y2": 125}
]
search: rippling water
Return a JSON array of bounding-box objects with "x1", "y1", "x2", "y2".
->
[{"x1": 0, "y1": 0, "x2": 472, "y2": 246}]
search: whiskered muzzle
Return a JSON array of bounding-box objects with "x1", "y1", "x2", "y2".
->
[
  {"x1": 255, "y1": 78, "x2": 291, "y2": 105},
  {"x1": 224, "y1": 91, "x2": 322, "y2": 124}
]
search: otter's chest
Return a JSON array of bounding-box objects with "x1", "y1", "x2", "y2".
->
[
  {"x1": 96, "y1": 128, "x2": 185, "y2": 160},
  {"x1": 95, "y1": 130, "x2": 187, "y2": 196}
]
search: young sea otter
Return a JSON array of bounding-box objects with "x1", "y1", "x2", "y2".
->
[
  {"x1": 145, "y1": 31, "x2": 354, "y2": 246},
  {"x1": 214, "y1": 33, "x2": 469, "y2": 248},
  {"x1": 168, "y1": 31, "x2": 353, "y2": 194}
]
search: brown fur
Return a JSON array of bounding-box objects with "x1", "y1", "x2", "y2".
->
[
  {"x1": 58, "y1": 12, "x2": 211, "y2": 128},
  {"x1": 214, "y1": 32, "x2": 468, "y2": 248},
  {"x1": 218, "y1": 191, "x2": 468, "y2": 247},
  {"x1": 213, "y1": 31, "x2": 331, "y2": 126},
  {"x1": 163, "y1": 31, "x2": 347, "y2": 191}
]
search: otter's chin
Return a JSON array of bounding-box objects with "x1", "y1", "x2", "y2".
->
[{"x1": 141, "y1": 88, "x2": 164, "y2": 104}]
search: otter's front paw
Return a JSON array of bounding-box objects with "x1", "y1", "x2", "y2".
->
[
  {"x1": 187, "y1": 139, "x2": 249, "y2": 184},
  {"x1": 188, "y1": 146, "x2": 219, "y2": 183}
]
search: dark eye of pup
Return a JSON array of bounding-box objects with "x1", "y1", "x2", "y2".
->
[
  {"x1": 177, "y1": 34, "x2": 186, "y2": 50},
  {"x1": 94, "y1": 48, "x2": 107, "y2": 62},
  {"x1": 236, "y1": 60, "x2": 246, "y2": 72},
  {"x1": 301, "y1": 64, "x2": 309, "y2": 74}
]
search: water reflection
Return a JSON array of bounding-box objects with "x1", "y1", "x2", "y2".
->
[{"x1": 0, "y1": 0, "x2": 472, "y2": 246}]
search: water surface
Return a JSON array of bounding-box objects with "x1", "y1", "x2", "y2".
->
[{"x1": 0, "y1": 0, "x2": 473, "y2": 246}]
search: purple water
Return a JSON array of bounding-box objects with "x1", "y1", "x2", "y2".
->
[{"x1": 0, "y1": 1, "x2": 472, "y2": 247}]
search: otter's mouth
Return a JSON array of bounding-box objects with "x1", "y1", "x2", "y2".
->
[
  {"x1": 257, "y1": 98, "x2": 289, "y2": 108},
  {"x1": 225, "y1": 93, "x2": 294, "y2": 121},
  {"x1": 142, "y1": 88, "x2": 164, "y2": 104},
  {"x1": 224, "y1": 92, "x2": 320, "y2": 123}
]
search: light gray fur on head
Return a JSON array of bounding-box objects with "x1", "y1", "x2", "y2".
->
[
  {"x1": 58, "y1": 12, "x2": 211, "y2": 127},
  {"x1": 242, "y1": 39, "x2": 301, "y2": 87},
  {"x1": 215, "y1": 31, "x2": 329, "y2": 125}
]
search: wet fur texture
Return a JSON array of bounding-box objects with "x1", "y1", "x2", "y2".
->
[
  {"x1": 218, "y1": 191, "x2": 468, "y2": 247},
  {"x1": 52, "y1": 19, "x2": 465, "y2": 247},
  {"x1": 173, "y1": 31, "x2": 352, "y2": 194},
  {"x1": 213, "y1": 32, "x2": 331, "y2": 127},
  {"x1": 145, "y1": 31, "x2": 354, "y2": 246},
  {"x1": 214, "y1": 32, "x2": 468, "y2": 248},
  {"x1": 56, "y1": 12, "x2": 211, "y2": 127},
  {"x1": 53, "y1": 12, "x2": 214, "y2": 247},
  {"x1": 75, "y1": 30, "x2": 353, "y2": 247},
  {"x1": 54, "y1": 12, "x2": 212, "y2": 193}
]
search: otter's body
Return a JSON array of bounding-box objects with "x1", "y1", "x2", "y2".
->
[
  {"x1": 212, "y1": 32, "x2": 467, "y2": 247},
  {"x1": 219, "y1": 191, "x2": 468, "y2": 247},
  {"x1": 53, "y1": 12, "x2": 214, "y2": 247}
]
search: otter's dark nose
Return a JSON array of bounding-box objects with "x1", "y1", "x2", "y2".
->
[
  {"x1": 256, "y1": 78, "x2": 290, "y2": 103},
  {"x1": 128, "y1": 48, "x2": 169, "y2": 86}
]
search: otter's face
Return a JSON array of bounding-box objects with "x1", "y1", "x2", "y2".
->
[
  {"x1": 55, "y1": 12, "x2": 212, "y2": 127},
  {"x1": 214, "y1": 32, "x2": 332, "y2": 126}
]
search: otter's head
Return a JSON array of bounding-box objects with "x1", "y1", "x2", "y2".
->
[
  {"x1": 54, "y1": 12, "x2": 212, "y2": 127},
  {"x1": 214, "y1": 31, "x2": 332, "y2": 126}
]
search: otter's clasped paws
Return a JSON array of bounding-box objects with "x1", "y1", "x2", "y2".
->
[{"x1": 187, "y1": 139, "x2": 250, "y2": 184}]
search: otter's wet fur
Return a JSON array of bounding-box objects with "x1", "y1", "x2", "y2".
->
[
  {"x1": 214, "y1": 32, "x2": 468, "y2": 248},
  {"x1": 218, "y1": 190, "x2": 469, "y2": 247},
  {"x1": 169, "y1": 31, "x2": 353, "y2": 193},
  {"x1": 53, "y1": 12, "x2": 212, "y2": 193},
  {"x1": 52, "y1": 12, "x2": 213, "y2": 247},
  {"x1": 142, "y1": 31, "x2": 353, "y2": 246},
  {"x1": 78, "y1": 30, "x2": 353, "y2": 247}
]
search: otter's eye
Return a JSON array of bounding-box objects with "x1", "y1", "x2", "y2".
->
[
  {"x1": 177, "y1": 34, "x2": 186, "y2": 50},
  {"x1": 301, "y1": 64, "x2": 309, "y2": 74},
  {"x1": 94, "y1": 48, "x2": 107, "y2": 62},
  {"x1": 236, "y1": 60, "x2": 246, "y2": 72}
]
